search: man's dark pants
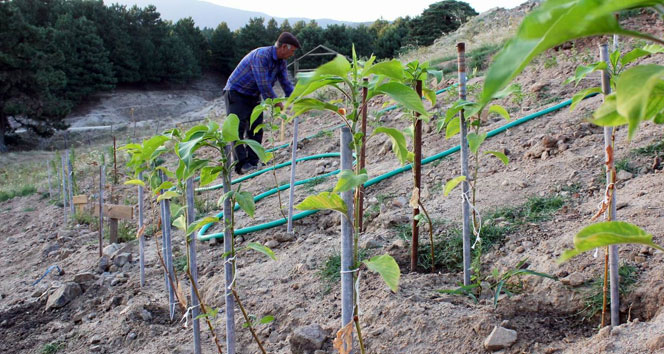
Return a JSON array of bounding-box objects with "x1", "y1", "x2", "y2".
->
[{"x1": 224, "y1": 90, "x2": 264, "y2": 170}]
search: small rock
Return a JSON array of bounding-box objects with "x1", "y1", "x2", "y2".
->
[
  {"x1": 522, "y1": 241, "x2": 534, "y2": 249},
  {"x1": 646, "y1": 335, "x2": 664, "y2": 351},
  {"x1": 275, "y1": 232, "x2": 296, "y2": 243},
  {"x1": 128, "y1": 332, "x2": 137, "y2": 340},
  {"x1": 483, "y1": 326, "x2": 517, "y2": 351},
  {"x1": 634, "y1": 255, "x2": 647, "y2": 263},
  {"x1": 87, "y1": 312, "x2": 97, "y2": 320},
  {"x1": 515, "y1": 246, "x2": 525, "y2": 254},
  {"x1": 74, "y1": 272, "x2": 98, "y2": 284},
  {"x1": 558, "y1": 143, "x2": 568, "y2": 152},
  {"x1": 90, "y1": 335, "x2": 102, "y2": 344},
  {"x1": 361, "y1": 238, "x2": 383, "y2": 249},
  {"x1": 265, "y1": 240, "x2": 279, "y2": 249},
  {"x1": 561, "y1": 272, "x2": 585, "y2": 287},
  {"x1": 42, "y1": 243, "x2": 60, "y2": 258},
  {"x1": 517, "y1": 181, "x2": 528, "y2": 189},
  {"x1": 46, "y1": 282, "x2": 82, "y2": 310},
  {"x1": 89, "y1": 345, "x2": 101, "y2": 352},
  {"x1": 389, "y1": 239, "x2": 408, "y2": 250},
  {"x1": 103, "y1": 243, "x2": 122, "y2": 257},
  {"x1": 289, "y1": 325, "x2": 326, "y2": 354},
  {"x1": 392, "y1": 197, "x2": 407, "y2": 208},
  {"x1": 598, "y1": 325, "x2": 611, "y2": 338},
  {"x1": 640, "y1": 246, "x2": 652, "y2": 255},
  {"x1": 97, "y1": 256, "x2": 110, "y2": 274},
  {"x1": 616, "y1": 170, "x2": 633, "y2": 180},
  {"x1": 141, "y1": 309, "x2": 153, "y2": 322},
  {"x1": 541, "y1": 135, "x2": 558, "y2": 149},
  {"x1": 616, "y1": 202, "x2": 628, "y2": 210},
  {"x1": 541, "y1": 151, "x2": 549, "y2": 160},
  {"x1": 113, "y1": 253, "x2": 132, "y2": 267}
]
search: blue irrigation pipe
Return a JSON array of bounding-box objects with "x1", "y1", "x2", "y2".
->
[{"x1": 197, "y1": 94, "x2": 596, "y2": 241}]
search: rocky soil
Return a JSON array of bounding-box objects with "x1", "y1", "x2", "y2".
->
[{"x1": 1, "y1": 7, "x2": 664, "y2": 354}]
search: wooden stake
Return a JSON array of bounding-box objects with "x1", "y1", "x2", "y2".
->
[{"x1": 411, "y1": 80, "x2": 423, "y2": 273}]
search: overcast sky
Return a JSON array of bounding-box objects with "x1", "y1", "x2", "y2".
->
[{"x1": 204, "y1": 0, "x2": 527, "y2": 22}]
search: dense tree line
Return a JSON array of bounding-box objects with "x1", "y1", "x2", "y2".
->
[{"x1": 0, "y1": 0, "x2": 476, "y2": 152}]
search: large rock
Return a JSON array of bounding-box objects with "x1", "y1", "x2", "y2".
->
[
  {"x1": 46, "y1": 282, "x2": 82, "y2": 310},
  {"x1": 483, "y1": 326, "x2": 517, "y2": 351},
  {"x1": 103, "y1": 243, "x2": 122, "y2": 257},
  {"x1": 97, "y1": 256, "x2": 110, "y2": 273},
  {"x1": 289, "y1": 324, "x2": 326, "y2": 354},
  {"x1": 113, "y1": 253, "x2": 132, "y2": 267}
]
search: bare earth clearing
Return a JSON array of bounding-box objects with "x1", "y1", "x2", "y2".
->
[{"x1": 1, "y1": 10, "x2": 664, "y2": 354}]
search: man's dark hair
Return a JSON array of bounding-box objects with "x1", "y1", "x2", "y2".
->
[{"x1": 277, "y1": 32, "x2": 301, "y2": 48}]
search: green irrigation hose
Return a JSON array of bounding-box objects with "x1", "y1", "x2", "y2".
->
[{"x1": 198, "y1": 94, "x2": 593, "y2": 241}]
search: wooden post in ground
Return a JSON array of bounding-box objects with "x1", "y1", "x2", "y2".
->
[
  {"x1": 411, "y1": 80, "x2": 423, "y2": 273},
  {"x1": 73, "y1": 195, "x2": 88, "y2": 214},
  {"x1": 95, "y1": 204, "x2": 134, "y2": 244}
]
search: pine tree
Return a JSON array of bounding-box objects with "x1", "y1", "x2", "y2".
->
[{"x1": 209, "y1": 22, "x2": 236, "y2": 75}]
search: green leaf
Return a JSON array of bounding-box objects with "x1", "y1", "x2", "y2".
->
[
  {"x1": 565, "y1": 62, "x2": 607, "y2": 86},
  {"x1": 250, "y1": 105, "x2": 267, "y2": 127},
  {"x1": 183, "y1": 125, "x2": 208, "y2": 141},
  {"x1": 372, "y1": 82, "x2": 428, "y2": 116},
  {"x1": 157, "y1": 190, "x2": 180, "y2": 202},
  {"x1": 154, "y1": 181, "x2": 175, "y2": 193},
  {"x1": 222, "y1": 114, "x2": 241, "y2": 142},
  {"x1": 296, "y1": 192, "x2": 347, "y2": 215},
  {"x1": 615, "y1": 64, "x2": 664, "y2": 138},
  {"x1": 302, "y1": 55, "x2": 351, "y2": 84},
  {"x1": 610, "y1": 50, "x2": 620, "y2": 71},
  {"x1": 621, "y1": 44, "x2": 664, "y2": 66},
  {"x1": 259, "y1": 315, "x2": 275, "y2": 324},
  {"x1": 480, "y1": 0, "x2": 657, "y2": 107},
  {"x1": 592, "y1": 93, "x2": 629, "y2": 127},
  {"x1": 238, "y1": 139, "x2": 273, "y2": 164},
  {"x1": 333, "y1": 169, "x2": 368, "y2": 193},
  {"x1": 570, "y1": 87, "x2": 602, "y2": 111},
  {"x1": 467, "y1": 132, "x2": 487, "y2": 155},
  {"x1": 172, "y1": 214, "x2": 187, "y2": 232},
  {"x1": 363, "y1": 59, "x2": 405, "y2": 80},
  {"x1": 235, "y1": 191, "x2": 255, "y2": 217},
  {"x1": 195, "y1": 307, "x2": 219, "y2": 320},
  {"x1": 559, "y1": 221, "x2": 664, "y2": 262},
  {"x1": 246, "y1": 242, "x2": 277, "y2": 260},
  {"x1": 371, "y1": 127, "x2": 413, "y2": 165},
  {"x1": 288, "y1": 78, "x2": 344, "y2": 104},
  {"x1": 292, "y1": 98, "x2": 340, "y2": 118},
  {"x1": 124, "y1": 179, "x2": 145, "y2": 187},
  {"x1": 200, "y1": 166, "x2": 222, "y2": 187},
  {"x1": 445, "y1": 117, "x2": 460, "y2": 139},
  {"x1": 363, "y1": 254, "x2": 400, "y2": 293},
  {"x1": 444, "y1": 176, "x2": 466, "y2": 197},
  {"x1": 142, "y1": 135, "x2": 169, "y2": 161},
  {"x1": 427, "y1": 68, "x2": 443, "y2": 84},
  {"x1": 186, "y1": 216, "x2": 220, "y2": 235},
  {"x1": 422, "y1": 88, "x2": 437, "y2": 106},
  {"x1": 485, "y1": 151, "x2": 510, "y2": 165},
  {"x1": 488, "y1": 105, "x2": 510, "y2": 120}
]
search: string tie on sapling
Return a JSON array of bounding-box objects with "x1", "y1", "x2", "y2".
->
[{"x1": 462, "y1": 190, "x2": 483, "y2": 249}]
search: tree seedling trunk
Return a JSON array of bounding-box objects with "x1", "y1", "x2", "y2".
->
[
  {"x1": 222, "y1": 145, "x2": 236, "y2": 354},
  {"x1": 411, "y1": 80, "x2": 423, "y2": 273}
]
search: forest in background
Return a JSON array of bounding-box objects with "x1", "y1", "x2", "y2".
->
[{"x1": 0, "y1": 0, "x2": 477, "y2": 151}]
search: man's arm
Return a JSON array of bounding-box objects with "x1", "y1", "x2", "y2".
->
[
  {"x1": 251, "y1": 52, "x2": 278, "y2": 100},
  {"x1": 277, "y1": 60, "x2": 294, "y2": 97}
]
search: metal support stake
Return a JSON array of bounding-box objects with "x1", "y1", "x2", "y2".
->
[
  {"x1": 600, "y1": 43, "x2": 620, "y2": 327},
  {"x1": 340, "y1": 127, "x2": 354, "y2": 338},
  {"x1": 158, "y1": 170, "x2": 176, "y2": 321},
  {"x1": 98, "y1": 166, "x2": 105, "y2": 257},
  {"x1": 138, "y1": 171, "x2": 146, "y2": 287},
  {"x1": 67, "y1": 154, "x2": 75, "y2": 216},
  {"x1": 222, "y1": 144, "x2": 236, "y2": 354},
  {"x1": 61, "y1": 154, "x2": 68, "y2": 224},
  {"x1": 186, "y1": 178, "x2": 201, "y2": 354},
  {"x1": 457, "y1": 42, "x2": 472, "y2": 286},
  {"x1": 287, "y1": 116, "x2": 300, "y2": 234}
]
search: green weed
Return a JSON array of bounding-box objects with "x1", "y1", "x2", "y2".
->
[
  {"x1": 40, "y1": 342, "x2": 65, "y2": 354},
  {"x1": 318, "y1": 249, "x2": 369, "y2": 284},
  {"x1": 615, "y1": 158, "x2": 638, "y2": 174},
  {"x1": 486, "y1": 195, "x2": 565, "y2": 225},
  {"x1": 632, "y1": 138, "x2": 664, "y2": 157},
  {"x1": 580, "y1": 264, "x2": 638, "y2": 321},
  {"x1": 0, "y1": 185, "x2": 37, "y2": 203}
]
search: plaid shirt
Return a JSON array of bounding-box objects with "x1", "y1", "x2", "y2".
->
[{"x1": 224, "y1": 46, "x2": 294, "y2": 99}]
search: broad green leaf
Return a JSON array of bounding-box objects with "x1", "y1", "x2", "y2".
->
[
  {"x1": 427, "y1": 68, "x2": 443, "y2": 84},
  {"x1": 250, "y1": 105, "x2": 266, "y2": 127},
  {"x1": 259, "y1": 315, "x2": 275, "y2": 324},
  {"x1": 363, "y1": 60, "x2": 405, "y2": 80},
  {"x1": 246, "y1": 242, "x2": 277, "y2": 260},
  {"x1": 621, "y1": 44, "x2": 664, "y2": 66},
  {"x1": 154, "y1": 181, "x2": 175, "y2": 192},
  {"x1": 172, "y1": 214, "x2": 187, "y2": 232},
  {"x1": 423, "y1": 88, "x2": 437, "y2": 106},
  {"x1": 235, "y1": 191, "x2": 255, "y2": 217},
  {"x1": 570, "y1": 87, "x2": 602, "y2": 111},
  {"x1": 333, "y1": 169, "x2": 369, "y2": 193},
  {"x1": 445, "y1": 117, "x2": 460, "y2": 139},
  {"x1": 177, "y1": 137, "x2": 204, "y2": 161},
  {"x1": 485, "y1": 151, "x2": 510, "y2": 165},
  {"x1": 292, "y1": 98, "x2": 339, "y2": 118},
  {"x1": 467, "y1": 132, "x2": 487, "y2": 155},
  {"x1": 200, "y1": 166, "x2": 222, "y2": 187},
  {"x1": 222, "y1": 114, "x2": 240, "y2": 142},
  {"x1": 444, "y1": 176, "x2": 466, "y2": 197},
  {"x1": 296, "y1": 192, "x2": 347, "y2": 215},
  {"x1": 371, "y1": 127, "x2": 413, "y2": 165},
  {"x1": 195, "y1": 307, "x2": 219, "y2": 320},
  {"x1": 559, "y1": 221, "x2": 664, "y2": 262},
  {"x1": 564, "y1": 62, "x2": 607, "y2": 86},
  {"x1": 610, "y1": 50, "x2": 620, "y2": 71},
  {"x1": 615, "y1": 64, "x2": 664, "y2": 138},
  {"x1": 480, "y1": 0, "x2": 658, "y2": 107},
  {"x1": 157, "y1": 190, "x2": 180, "y2": 202},
  {"x1": 142, "y1": 135, "x2": 169, "y2": 162},
  {"x1": 238, "y1": 139, "x2": 273, "y2": 164},
  {"x1": 288, "y1": 78, "x2": 344, "y2": 105},
  {"x1": 183, "y1": 125, "x2": 208, "y2": 141},
  {"x1": 305, "y1": 55, "x2": 350, "y2": 83},
  {"x1": 124, "y1": 179, "x2": 145, "y2": 187},
  {"x1": 592, "y1": 93, "x2": 629, "y2": 126},
  {"x1": 372, "y1": 82, "x2": 428, "y2": 116},
  {"x1": 488, "y1": 105, "x2": 510, "y2": 120},
  {"x1": 186, "y1": 216, "x2": 220, "y2": 235},
  {"x1": 363, "y1": 254, "x2": 400, "y2": 292}
]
